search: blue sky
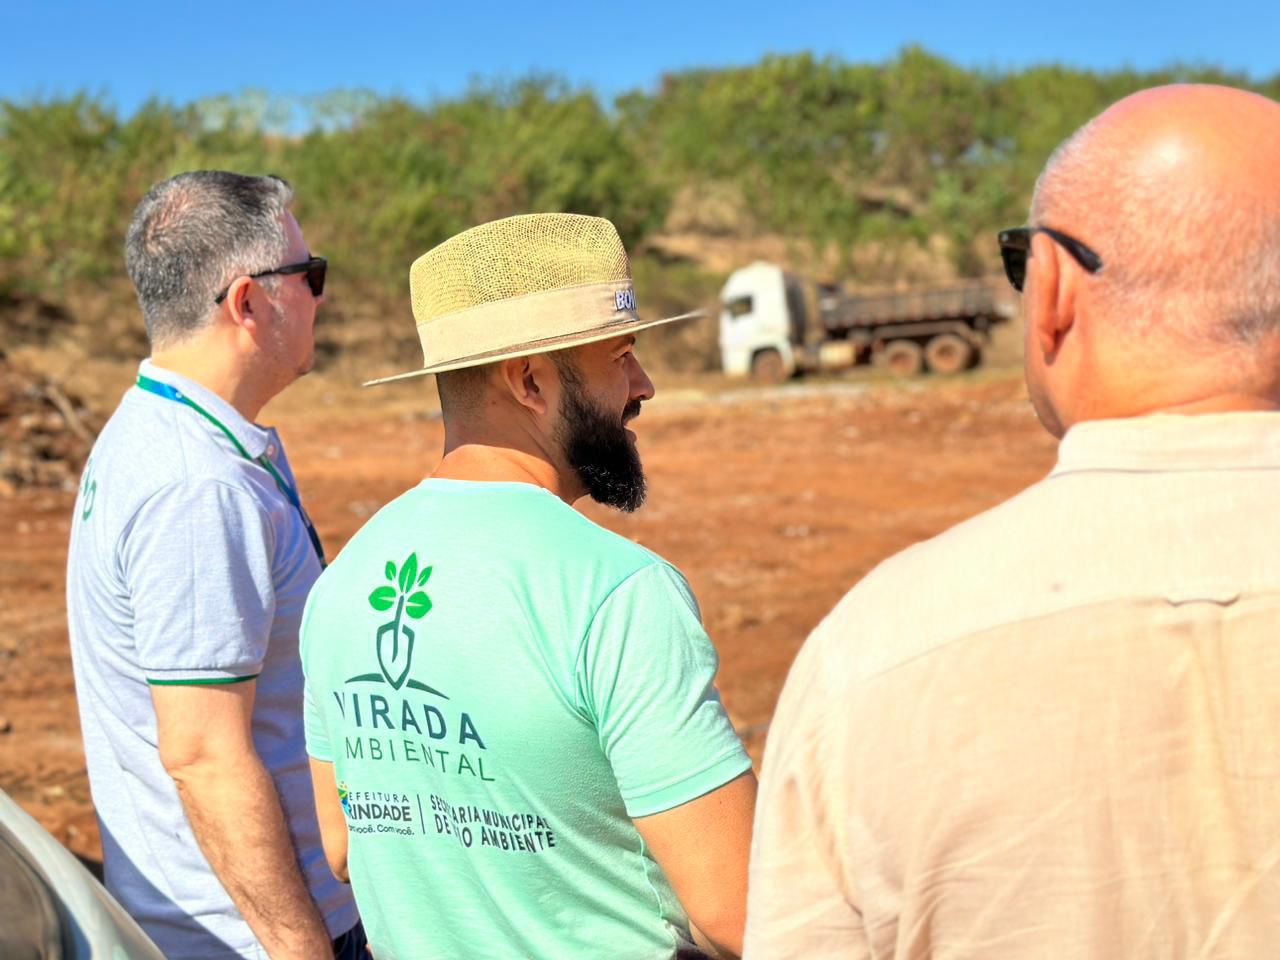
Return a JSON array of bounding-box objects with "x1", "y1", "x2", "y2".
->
[{"x1": 5, "y1": 0, "x2": 1276, "y2": 115}]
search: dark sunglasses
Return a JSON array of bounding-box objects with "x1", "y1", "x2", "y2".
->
[
  {"x1": 997, "y1": 227, "x2": 1102, "y2": 292},
  {"x1": 214, "y1": 256, "x2": 327, "y2": 305}
]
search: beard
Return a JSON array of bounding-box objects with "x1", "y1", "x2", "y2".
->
[{"x1": 555, "y1": 369, "x2": 647, "y2": 513}]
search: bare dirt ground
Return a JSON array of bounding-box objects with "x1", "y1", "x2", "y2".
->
[{"x1": 0, "y1": 368, "x2": 1058, "y2": 866}]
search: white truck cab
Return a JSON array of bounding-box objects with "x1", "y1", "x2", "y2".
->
[{"x1": 718, "y1": 261, "x2": 797, "y2": 379}]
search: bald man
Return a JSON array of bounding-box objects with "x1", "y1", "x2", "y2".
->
[{"x1": 745, "y1": 84, "x2": 1280, "y2": 959}]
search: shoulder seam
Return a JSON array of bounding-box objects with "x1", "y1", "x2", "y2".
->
[
  {"x1": 571, "y1": 559, "x2": 675, "y2": 719},
  {"x1": 579, "y1": 559, "x2": 674, "y2": 646},
  {"x1": 117, "y1": 476, "x2": 279, "y2": 577},
  {"x1": 821, "y1": 587, "x2": 1273, "y2": 693}
]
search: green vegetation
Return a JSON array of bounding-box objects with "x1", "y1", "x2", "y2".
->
[
  {"x1": 620, "y1": 49, "x2": 1277, "y2": 275},
  {"x1": 2, "y1": 50, "x2": 1276, "y2": 369}
]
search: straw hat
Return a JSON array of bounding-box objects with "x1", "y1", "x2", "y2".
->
[{"x1": 365, "y1": 213, "x2": 701, "y2": 385}]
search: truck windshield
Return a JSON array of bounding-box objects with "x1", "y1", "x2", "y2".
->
[{"x1": 725, "y1": 295, "x2": 753, "y2": 318}]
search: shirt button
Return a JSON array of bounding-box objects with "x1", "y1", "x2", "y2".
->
[{"x1": 267, "y1": 443, "x2": 277, "y2": 457}]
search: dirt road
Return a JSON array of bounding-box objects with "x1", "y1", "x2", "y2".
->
[{"x1": 0, "y1": 372, "x2": 1057, "y2": 864}]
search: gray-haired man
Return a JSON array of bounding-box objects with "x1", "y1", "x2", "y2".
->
[{"x1": 66, "y1": 171, "x2": 361, "y2": 958}]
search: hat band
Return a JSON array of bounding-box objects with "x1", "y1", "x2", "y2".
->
[{"x1": 417, "y1": 279, "x2": 638, "y2": 369}]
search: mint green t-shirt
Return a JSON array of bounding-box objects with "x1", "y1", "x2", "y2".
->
[{"x1": 301, "y1": 479, "x2": 751, "y2": 960}]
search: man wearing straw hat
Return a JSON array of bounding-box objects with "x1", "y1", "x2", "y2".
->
[{"x1": 300, "y1": 213, "x2": 757, "y2": 958}]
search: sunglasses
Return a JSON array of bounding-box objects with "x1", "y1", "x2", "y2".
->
[
  {"x1": 214, "y1": 256, "x2": 327, "y2": 305},
  {"x1": 997, "y1": 227, "x2": 1102, "y2": 292}
]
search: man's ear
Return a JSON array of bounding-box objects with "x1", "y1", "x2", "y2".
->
[
  {"x1": 223, "y1": 277, "x2": 261, "y2": 335},
  {"x1": 497, "y1": 355, "x2": 550, "y2": 416},
  {"x1": 1027, "y1": 232, "x2": 1076, "y2": 359}
]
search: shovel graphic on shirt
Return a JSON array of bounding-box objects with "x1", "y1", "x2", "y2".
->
[{"x1": 368, "y1": 553, "x2": 433, "y2": 690}]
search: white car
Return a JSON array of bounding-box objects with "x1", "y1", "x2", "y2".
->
[{"x1": 0, "y1": 788, "x2": 163, "y2": 958}]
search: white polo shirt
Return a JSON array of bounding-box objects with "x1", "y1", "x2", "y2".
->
[{"x1": 65, "y1": 360, "x2": 355, "y2": 959}]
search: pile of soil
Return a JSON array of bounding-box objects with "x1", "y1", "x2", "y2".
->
[{"x1": 0, "y1": 352, "x2": 102, "y2": 496}]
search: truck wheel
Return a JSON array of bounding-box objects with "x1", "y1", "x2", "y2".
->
[
  {"x1": 881, "y1": 340, "x2": 924, "y2": 377},
  {"x1": 750, "y1": 349, "x2": 788, "y2": 383},
  {"x1": 924, "y1": 334, "x2": 974, "y2": 375}
]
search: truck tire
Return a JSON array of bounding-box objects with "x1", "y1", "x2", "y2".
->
[
  {"x1": 880, "y1": 340, "x2": 924, "y2": 377},
  {"x1": 924, "y1": 333, "x2": 974, "y2": 375},
  {"x1": 750, "y1": 349, "x2": 788, "y2": 383}
]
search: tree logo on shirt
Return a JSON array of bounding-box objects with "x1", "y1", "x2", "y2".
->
[
  {"x1": 333, "y1": 556, "x2": 498, "y2": 784},
  {"x1": 344, "y1": 553, "x2": 447, "y2": 697},
  {"x1": 367, "y1": 553, "x2": 432, "y2": 691}
]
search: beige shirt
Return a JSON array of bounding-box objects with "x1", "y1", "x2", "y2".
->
[{"x1": 746, "y1": 413, "x2": 1280, "y2": 959}]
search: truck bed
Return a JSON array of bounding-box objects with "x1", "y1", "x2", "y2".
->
[{"x1": 821, "y1": 279, "x2": 1006, "y2": 330}]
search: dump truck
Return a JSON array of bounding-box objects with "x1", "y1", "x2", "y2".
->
[{"x1": 719, "y1": 261, "x2": 1016, "y2": 380}]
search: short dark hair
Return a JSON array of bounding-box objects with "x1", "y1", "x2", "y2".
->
[
  {"x1": 124, "y1": 171, "x2": 293, "y2": 348},
  {"x1": 435, "y1": 348, "x2": 580, "y2": 422},
  {"x1": 435, "y1": 363, "x2": 492, "y2": 420}
]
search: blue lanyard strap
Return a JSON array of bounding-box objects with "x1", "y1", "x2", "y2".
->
[{"x1": 135, "y1": 374, "x2": 327, "y2": 567}]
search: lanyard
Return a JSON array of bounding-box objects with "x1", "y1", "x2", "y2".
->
[{"x1": 135, "y1": 374, "x2": 327, "y2": 567}]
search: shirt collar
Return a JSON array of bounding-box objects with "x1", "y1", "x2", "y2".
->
[
  {"x1": 137, "y1": 359, "x2": 272, "y2": 459},
  {"x1": 1052, "y1": 412, "x2": 1280, "y2": 477}
]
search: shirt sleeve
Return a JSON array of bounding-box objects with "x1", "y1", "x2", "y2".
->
[
  {"x1": 577, "y1": 562, "x2": 752, "y2": 818},
  {"x1": 120, "y1": 479, "x2": 276, "y2": 684},
  {"x1": 303, "y1": 678, "x2": 332, "y2": 762},
  {"x1": 744, "y1": 630, "x2": 869, "y2": 959},
  {"x1": 299, "y1": 588, "x2": 332, "y2": 761}
]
